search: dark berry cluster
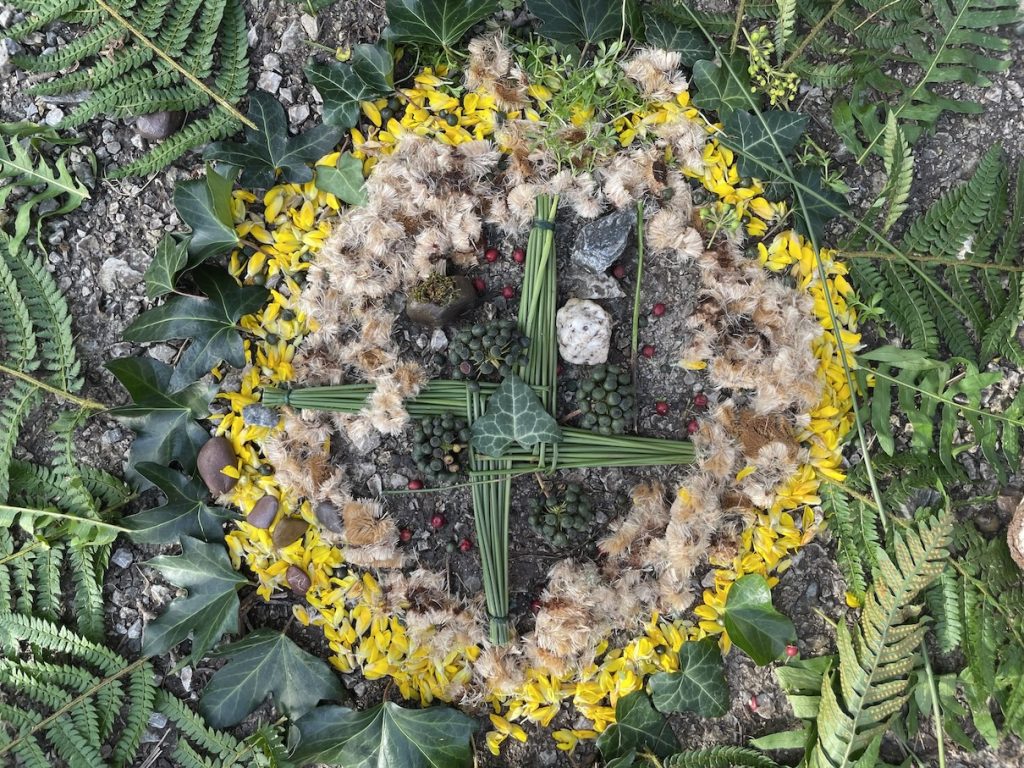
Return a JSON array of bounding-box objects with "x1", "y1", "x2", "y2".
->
[
  {"x1": 447, "y1": 318, "x2": 530, "y2": 379},
  {"x1": 411, "y1": 413, "x2": 471, "y2": 482},
  {"x1": 527, "y1": 483, "x2": 593, "y2": 547},
  {"x1": 576, "y1": 364, "x2": 636, "y2": 435}
]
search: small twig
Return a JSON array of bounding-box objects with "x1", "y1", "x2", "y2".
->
[
  {"x1": 0, "y1": 362, "x2": 106, "y2": 411},
  {"x1": 841, "y1": 248, "x2": 1024, "y2": 273},
  {"x1": 91, "y1": 0, "x2": 257, "y2": 131},
  {"x1": 729, "y1": 0, "x2": 747, "y2": 55},
  {"x1": 781, "y1": 0, "x2": 848, "y2": 70},
  {"x1": 921, "y1": 639, "x2": 946, "y2": 768}
]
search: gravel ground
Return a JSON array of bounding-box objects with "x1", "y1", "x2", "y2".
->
[{"x1": 2, "y1": 1, "x2": 1023, "y2": 766}]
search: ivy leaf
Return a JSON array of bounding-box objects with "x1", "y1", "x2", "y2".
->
[
  {"x1": 122, "y1": 462, "x2": 235, "y2": 544},
  {"x1": 596, "y1": 691, "x2": 679, "y2": 763},
  {"x1": 691, "y1": 56, "x2": 752, "y2": 116},
  {"x1": 385, "y1": 0, "x2": 498, "y2": 48},
  {"x1": 173, "y1": 164, "x2": 240, "y2": 266},
  {"x1": 200, "y1": 630, "x2": 346, "y2": 728},
  {"x1": 722, "y1": 574, "x2": 796, "y2": 665},
  {"x1": 106, "y1": 357, "x2": 216, "y2": 486},
  {"x1": 792, "y1": 165, "x2": 846, "y2": 243},
  {"x1": 649, "y1": 638, "x2": 730, "y2": 717},
  {"x1": 720, "y1": 110, "x2": 808, "y2": 180},
  {"x1": 142, "y1": 537, "x2": 247, "y2": 662},
  {"x1": 144, "y1": 233, "x2": 189, "y2": 299},
  {"x1": 644, "y1": 14, "x2": 713, "y2": 66},
  {"x1": 470, "y1": 374, "x2": 561, "y2": 457},
  {"x1": 305, "y1": 44, "x2": 393, "y2": 129},
  {"x1": 527, "y1": 0, "x2": 639, "y2": 45},
  {"x1": 315, "y1": 152, "x2": 367, "y2": 206},
  {"x1": 123, "y1": 267, "x2": 268, "y2": 388},
  {"x1": 292, "y1": 703, "x2": 478, "y2": 767},
  {"x1": 205, "y1": 92, "x2": 343, "y2": 189}
]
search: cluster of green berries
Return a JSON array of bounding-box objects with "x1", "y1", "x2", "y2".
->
[
  {"x1": 527, "y1": 483, "x2": 593, "y2": 547},
  {"x1": 745, "y1": 26, "x2": 798, "y2": 107},
  {"x1": 576, "y1": 364, "x2": 635, "y2": 435},
  {"x1": 411, "y1": 413, "x2": 471, "y2": 482},
  {"x1": 447, "y1": 318, "x2": 530, "y2": 379}
]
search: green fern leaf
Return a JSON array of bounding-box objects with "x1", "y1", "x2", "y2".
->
[
  {"x1": 878, "y1": 112, "x2": 913, "y2": 233},
  {"x1": 666, "y1": 745, "x2": 781, "y2": 767},
  {"x1": 775, "y1": 0, "x2": 797, "y2": 61},
  {"x1": 820, "y1": 483, "x2": 869, "y2": 601},
  {"x1": 925, "y1": 569, "x2": 963, "y2": 653}
]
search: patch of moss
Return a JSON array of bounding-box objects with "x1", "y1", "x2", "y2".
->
[{"x1": 409, "y1": 273, "x2": 459, "y2": 306}]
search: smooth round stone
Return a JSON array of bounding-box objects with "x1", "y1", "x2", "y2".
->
[
  {"x1": 286, "y1": 565, "x2": 311, "y2": 595},
  {"x1": 197, "y1": 437, "x2": 238, "y2": 495},
  {"x1": 247, "y1": 496, "x2": 279, "y2": 529},
  {"x1": 314, "y1": 501, "x2": 344, "y2": 533},
  {"x1": 272, "y1": 517, "x2": 307, "y2": 549},
  {"x1": 135, "y1": 110, "x2": 184, "y2": 140}
]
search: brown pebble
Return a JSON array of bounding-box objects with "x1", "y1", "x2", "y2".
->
[
  {"x1": 286, "y1": 565, "x2": 311, "y2": 595},
  {"x1": 135, "y1": 110, "x2": 184, "y2": 140},
  {"x1": 272, "y1": 517, "x2": 307, "y2": 549},
  {"x1": 247, "y1": 496, "x2": 279, "y2": 529},
  {"x1": 197, "y1": 437, "x2": 238, "y2": 495}
]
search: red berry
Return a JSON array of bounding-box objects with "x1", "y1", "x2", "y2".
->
[
  {"x1": 530, "y1": 599, "x2": 542, "y2": 615},
  {"x1": 399, "y1": 527, "x2": 413, "y2": 542},
  {"x1": 408, "y1": 478, "x2": 423, "y2": 491},
  {"x1": 512, "y1": 247, "x2": 526, "y2": 264},
  {"x1": 749, "y1": 695, "x2": 759, "y2": 712},
  {"x1": 694, "y1": 393, "x2": 708, "y2": 408},
  {"x1": 472, "y1": 277, "x2": 486, "y2": 293},
  {"x1": 655, "y1": 401, "x2": 669, "y2": 415},
  {"x1": 686, "y1": 419, "x2": 699, "y2": 435},
  {"x1": 484, "y1": 247, "x2": 499, "y2": 263},
  {"x1": 458, "y1": 537, "x2": 473, "y2": 552},
  {"x1": 641, "y1": 344, "x2": 655, "y2": 359},
  {"x1": 430, "y1": 513, "x2": 446, "y2": 529},
  {"x1": 652, "y1": 303, "x2": 666, "y2": 317},
  {"x1": 785, "y1": 644, "x2": 799, "y2": 658},
  {"x1": 557, "y1": 363, "x2": 564, "y2": 376},
  {"x1": 612, "y1": 264, "x2": 626, "y2": 279},
  {"x1": 501, "y1": 285, "x2": 515, "y2": 299}
]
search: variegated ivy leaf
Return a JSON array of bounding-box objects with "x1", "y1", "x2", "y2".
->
[{"x1": 470, "y1": 374, "x2": 561, "y2": 457}]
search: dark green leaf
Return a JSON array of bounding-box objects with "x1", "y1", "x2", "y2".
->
[
  {"x1": 720, "y1": 110, "x2": 807, "y2": 180},
  {"x1": 527, "y1": 0, "x2": 638, "y2": 45},
  {"x1": 123, "y1": 268, "x2": 267, "y2": 387},
  {"x1": 649, "y1": 638, "x2": 729, "y2": 717},
  {"x1": 173, "y1": 164, "x2": 240, "y2": 265},
  {"x1": 123, "y1": 463, "x2": 235, "y2": 544},
  {"x1": 691, "y1": 56, "x2": 751, "y2": 116},
  {"x1": 596, "y1": 691, "x2": 679, "y2": 762},
  {"x1": 749, "y1": 728, "x2": 811, "y2": 751},
  {"x1": 470, "y1": 373, "x2": 561, "y2": 457},
  {"x1": 385, "y1": 0, "x2": 497, "y2": 48},
  {"x1": 305, "y1": 45, "x2": 394, "y2": 129},
  {"x1": 106, "y1": 357, "x2": 216, "y2": 485},
  {"x1": 315, "y1": 152, "x2": 367, "y2": 206},
  {"x1": 792, "y1": 165, "x2": 846, "y2": 242},
  {"x1": 293, "y1": 702, "x2": 477, "y2": 767},
  {"x1": 644, "y1": 13, "x2": 713, "y2": 66},
  {"x1": 144, "y1": 234, "x2": 190, "y2": 299},
  {"x1": 206, "y1": 92, "x2": 343, "y2": 189},
  {"x1": 143, "y1": 537, "x2": 247, "y2": 661},
  {"x1": 200, "y1": 630, "x2": 346, "y2": 728},
  {"x1": 722, "y1": 574, "x2": 796, "y2": 666}
]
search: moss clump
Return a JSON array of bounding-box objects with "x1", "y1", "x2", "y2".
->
[{"x1": 410, "y1": 274, "x2": 459, "y2": 306}]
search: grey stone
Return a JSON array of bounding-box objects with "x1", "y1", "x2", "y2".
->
[
  {"x1": 367, "y1": 474, "x2": 383, "y2": 497},
  {"x1": 278, "y1": 20, "x2": 305, "y2": 54},
  {"x1": 429, "y1": 328, "x2": 448, "y2": 352},
  {"x1": 148, "y1": 343, "x2": 177, "y2": 365},
  {"x1": 43, "y1": 107, "x2": 64, "y2": 127},
  {"x1": 288, "y1": 103, "x2": 310, "y2": 125},
  {"x1": 561, "y1": 264, "x2": 625, "y2": 299},
  {"x1": 314, "y1": 501, "x2": 344, "y2": 534},
  {"x1": 571, "y1": 209, "x2": 635, "y2": 273},
  {"x1": 98, "y1": 257, "x2": 142, "y2": 293},
  {"x1": 148, "y1": 713, "x2": 168, "y2": 729},
  {"x1": 0, "y1": 39, "x2": 11, "y2": 71},
  {"x1": 389, "y1": 473, "x2": 408, "y2": 489},
  {"x1": 242, "y1": 403, "x2": 281, "y2": 428},
  {"x1": 248, "y1": 496, "x2": 280, "y2": 529},
  {"x1": 539, "y1": 749, "x2": 558, "y2": 767},
  {"x1": 556, "y1": 298, "x2": 612, "y2": 365},
  {"x1": 105, "y1": 140, "x2": 121, "y2": 155},
  {"x1": 135, "y1": 111, "x2": 184, "y2": 141},
  {"x1": 111, "y1": 548, "x2": 134, "y2": 569},
  {"x1": 258, "y1": 70, "x2": 282, "y2": 93},
  {"x1": 126, "y1": 619, "x2": 142, "y2": 640},
  {"x1": 805, "y1": 581, "x2": 819, "y2": 599},
  {"x1": 179, "y1": 666, "x2": 193, "y2": 692},
  {"x1": 300, "y1": 13, "x2": 319, "y2": 40},
  {"x1": 262, "y1": 53, "x2": 281, "y2": 71}
]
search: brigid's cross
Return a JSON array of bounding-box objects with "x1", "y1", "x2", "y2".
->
[{"x1": 265, "y1": 196, "x2": 694, "y2": 644}]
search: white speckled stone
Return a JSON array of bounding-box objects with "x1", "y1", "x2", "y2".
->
[{"x1": 556, "y1": 298, "x2": 612, "y2": 365}]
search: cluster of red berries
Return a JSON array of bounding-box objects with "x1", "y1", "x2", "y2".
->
[
  {"x1": 398, "y1": 509, "x2": 473, "y2": 553},
  {"x1": 476, "y1": 245, "x2": 526, "y2": 297}
]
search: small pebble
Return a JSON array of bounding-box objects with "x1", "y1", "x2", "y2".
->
[{"x1": 110, "y1": 548, "x2": 134, "y2": 569}]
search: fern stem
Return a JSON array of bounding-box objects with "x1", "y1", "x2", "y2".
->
[
  {"x1": 0, "y1": 656, "x2": 151, "y2": 758},
  {"x1": 0, "y1": 541, "x2": 41, "y2": 566},
  {"x1": 869, "y1": 367, "x2": 1024, "y2": 429},
  {"x1": 630, "y1": 199, "x2": 644, "y2": 430},
  {"x1": 89, "y1": 0, "x2": 256, "y2": 132},
  {"x1": 842, "y1": 249, "x2": 1024, "y2": 273},
  {"x1": 0, "y1": 362, "x2": 106, "y2": 411},
  {"x1": 729, "y1": 0, "x2": 747, "y2": 54},
  {"x1": 922, "y1": 639, "x2": 946, "y2": 768},
  {"x1": 781, "y1": 0, "x2": 847, "y2": 70}
]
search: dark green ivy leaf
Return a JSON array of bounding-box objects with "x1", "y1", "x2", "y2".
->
[
  {"x1": 720, "y1": 110, "x2": 808, "y2": 180},
  {"x1": 122, "y1": 462, "x2": 235, "y2": 543},
  {"x1": 385, "y1": 0, "x2": 498, "y2": 49},
  {"x1": 292, "y1": 702, "x2": 478, "y2": 767},
  {"x1": 106, "y1": 357, "x2": 216, "y2": 487},
  {"x1": 470, "y1": 373, "x2": 561, "y2": 457},
  {"x1": 200, "y1": 630, "x2": 346, "y2": 728},
  {"x1": 596, "y1": 691, "x2": 679, "y2": 763},
  {"x1": 305, "y1": 44, "x2": 394, "y2": 129},
  {"x1": 691, "y1": 56, "x2": 752, "y2": 116},
  {"x1": 143, "y1": 536, "x2": 247, "y2": 662},
  {"x1": 123, "y1": 267, "x2": 267, "y2": 388},
  {"x1": 173, "y1": 164, "x2": 241, "y2": 266},
  {"x1": 644, "y1": 13, "x2": 713, "y2": 67},
  {"x1": 722, "y1": 574, "x2": 796, "y2": 666},
  {"x1": 205, "y1": 91, "x2": 343, "y2": 189},
  {"x1": 792, "y1": 165, "x2": 846, "y2": 243},
  {"x1": 649, "y1": 637, "x2": 729, "y2": 717},
  {"x1": 527, "y1": 0, "x2": 639, "y2": 45},
  {"x1": 315, "y1": 152, "x2": 367, "y2": 206},
  {"x1": 144, "y1": 234, "x2": 190, "y2": 299}
]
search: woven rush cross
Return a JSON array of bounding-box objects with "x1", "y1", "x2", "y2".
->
[{"x1": 263, "y1": 195, "x2": 695, "y2": 644}]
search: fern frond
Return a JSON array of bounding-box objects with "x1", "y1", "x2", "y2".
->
[
  {"x1": 7, "y1": 0, "x2": 89, "y2": 38},
  {"x1": 0, "y1": 613, "x2": 121, "y2": 673},
  {"x1": 112, "y1": 664, "x2": 156, "y2": 767},
  {"x1": 67, "y1": 544, "x2": 108, "y2": 642},
  {"x1": 775, "y1": 0, "x2": 797, "y2": 61},
  {"x1": 849, "y1": 260, "x2": 939, "y2": 353},
  {"x1": 820, "y1": 483, "x2": 869, "y2": 601},
  {"x1": 808, "y1": 510, "x2": 953, "y2": 768},
  {"x1": 666, "y1": 745, "x2": 781, "y2": 767},
  {"x1": 925, "y1": 569, "x2": 963, "y2": 653},
  {"x1": 878, "y1": 112, "x2": 913, "y2": 233},
  {"x1": 30, "y1": 544, "x2": 63, "y2": 623}
]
